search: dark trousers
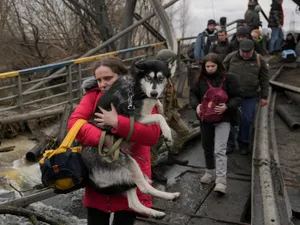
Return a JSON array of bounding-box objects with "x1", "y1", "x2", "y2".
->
[
  {"x1": 200, "y1": 123, "x2": 215, "y2": 170},
  {"x1": 238, "y1": 97, "x2": 257, "y2": 147},
  {"x1": 227, "y1": 125, "x2": 237, "y2": 148},
  {"x1": 228, "y1": 97, "x2": 257, "y2": 149},
  {"x1": 87, "y1": 207, "x2": 136, "y2": 225}
]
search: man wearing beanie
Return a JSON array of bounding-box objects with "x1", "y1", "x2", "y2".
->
[
  {"x1": 227, "y1": 26, "x2": 262, "y2": 54},
  {"x1": 223, "y1": 39, "x2": 269, "y2": 155},
  {"x1": 194, "y1": 19, "x2": 218, "y2": 63}
]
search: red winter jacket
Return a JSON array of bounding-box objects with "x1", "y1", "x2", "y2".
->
[{"x1": 68, "y1": 88, "x2": 160, "y2": 213}]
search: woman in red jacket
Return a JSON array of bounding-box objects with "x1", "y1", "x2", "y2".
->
[{"x1": 68, "y1": 57, "x2": 161, "y2": 225}]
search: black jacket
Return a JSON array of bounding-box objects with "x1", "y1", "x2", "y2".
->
[
  {"x1": 209, "y1": 40, "x2": 230, "y2": 62},
  {"x1": 244, "y1": 6, "x2": 260, "y2": 29},
  {"x1": 223, "y1": 51, "x2": 269, "y2": 99},
  {"x1": 227, "y1": 39, "x2": 263, "y2": 55},
  {"x1": 268, "y1": 2, "x2": 284, "y2": 27},
  {"x1": 189, "y1": 72, "x2": 242, "y2": 123}
]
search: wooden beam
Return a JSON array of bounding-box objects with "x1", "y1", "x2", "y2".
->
[
  {"x1": 0, "y1": 108, "x2": 65, "y2": 124},
  {"x1": 0, "y1": 146, "x2": 15, "y2": 153}
]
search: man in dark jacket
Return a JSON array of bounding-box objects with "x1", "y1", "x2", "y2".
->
[
  {"x1": 268, "y1": 0, "x2": 284, "y2": 54},
  {"x1": 230, "y1": 19, "x2": 248, "y2": 43},
  {"x1": 223, "y1": 39, "x2": 269, "y2": 155},
  {"x1": 227, "y1": 26, "x2": 263, "y2": 55},
  {"x1": 244, "y1": 1, "x2": 261, "y2": 31},
  {"x1": 194, "y1": 19, "x2": 218, "y2": 62},
  {"x1": 209, "y1": 30, "x2": 229, "y2": 62}
]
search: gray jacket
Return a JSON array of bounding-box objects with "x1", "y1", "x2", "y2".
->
[{"x1": 194, "y1": 29, "x2": 218, "y2": 61}]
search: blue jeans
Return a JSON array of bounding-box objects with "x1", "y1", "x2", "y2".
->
[
  {"x1": 269, "y1": 27, "x2": 284, "y2": 52},
  {"x1": 237, "y1": 97, "x2": 257, "y2": 148}
]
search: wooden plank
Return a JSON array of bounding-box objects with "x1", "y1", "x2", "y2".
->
[
  {"x1": 0, "y1": 146, "x2": 15, "y2": 153},
  {"x1": 57, "y1": 103, "x2": 73, "y2": 144},
  {"x1": 27, "y1": 119, "x2": 47, "y2": 142}
]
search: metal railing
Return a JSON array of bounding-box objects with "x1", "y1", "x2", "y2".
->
[
  {"x1": 0, "y1": 38, "x2": 197, "y2": 121},
  {"x1": 0, "y1": 18, "x2": 240, "y2": 122}
]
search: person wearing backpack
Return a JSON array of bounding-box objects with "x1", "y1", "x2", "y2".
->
[
  {"x1": 190, "y1": 53, "x2": 242, "y2": 194},
  {"x1": 223, "y1": 39, "x2": 269, "y2": 155},
  {"x1": 194, "y1": 19, "x2": 218, "y2": 63}
]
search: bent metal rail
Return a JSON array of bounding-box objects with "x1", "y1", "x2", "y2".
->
[
  {"x1": 0, "y1": 41, "x2": 164, "y2": 115},
  {"x1": 0, "y1": 37, "x2": 204, "y2": 123},
  {"x1": 0, "y1": 19, "x2": 241, "y2": 118},
  {"x1": 251, "y1": 66, "x2": 293, "y2": 225}
]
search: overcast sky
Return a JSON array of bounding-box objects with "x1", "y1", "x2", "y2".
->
[{"x1": 171, "y1": 0, "x2": 300, "y2": 37}]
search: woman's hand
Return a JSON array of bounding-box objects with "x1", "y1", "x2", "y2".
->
[
  {"x1": 94, "y1": 103, "x2": 119, "y2": 129},
  {"x1": 214, "y1": 103, "x2": 227, "y2": 115},
  {"x1": 196, "y1": 104, "x2": 201, "y2": 115}
]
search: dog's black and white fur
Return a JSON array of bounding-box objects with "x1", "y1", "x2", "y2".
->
[{"x1": 81, "y1": 60, "x2": 180, "y2": 218}]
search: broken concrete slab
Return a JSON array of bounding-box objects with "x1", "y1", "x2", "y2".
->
[
  {"x1": 188, "y1": 217, "x2": 235, "y2": 225},
  {"x1": 286, "y1": 186, "x2": 300, "y2": 214},
  {"x1": 181, "y1": 139, "x2": 205, "y2": 168},
  {"x1": 152, "y1": 171, "x2": 214, "y2": 224},
  {"x1": 196, "y1": 178, "x2": 251, "y2": 223}
]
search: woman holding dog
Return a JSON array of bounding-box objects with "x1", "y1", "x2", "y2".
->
[
  {"x1": 68, "y1": 57, "x2": 161, "y2": 225},
  {"x1": 189, "y1": 53, "x2": 242, "y2": 194}
]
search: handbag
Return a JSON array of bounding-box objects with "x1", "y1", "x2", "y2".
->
[{"x1": 39, "y1": 119, "x2": 88, "y2": 194}]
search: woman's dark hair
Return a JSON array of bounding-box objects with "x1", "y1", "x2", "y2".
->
[
  {"x1": 286, "y1": 33, "x2": 295, "y2": 41},
  {"x1": 194, "y1": 53, "x2": 226, "y2": 87},
  {"x1": 92, "y1": 56, "x2": 128, "y2": 76}
]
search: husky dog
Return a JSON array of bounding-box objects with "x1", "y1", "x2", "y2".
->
[{"x1": 81, "y1": 59, "x2": 180, "y2": 218}]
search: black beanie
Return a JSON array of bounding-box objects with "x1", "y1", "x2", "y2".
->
[
  {"x1": 207, "y1": 19, "x2": 217, "y2": 26},
  {"x1": 236, "y1": 26, "x2": 249, "y2": 37}
]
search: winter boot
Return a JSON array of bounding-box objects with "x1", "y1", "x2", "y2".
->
[
  {"x1": 200, "y1": 169, "x2": 216, "y2": 184},
  {"x1": 214, "y1": 177, "x2": 227, "y2": 194}
]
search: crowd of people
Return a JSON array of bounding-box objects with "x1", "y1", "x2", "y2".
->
[{"x1": 65, "y1": 0, "x2": 300, "y2": 224}]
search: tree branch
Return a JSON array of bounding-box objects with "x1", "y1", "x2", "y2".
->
[{"x1": 0, "y1": 206, "x2": 63, "y2": 225}]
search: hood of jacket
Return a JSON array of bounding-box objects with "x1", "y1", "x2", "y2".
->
[{"x1": 82, "y1": 76, "x2": 98, "y2": 94}]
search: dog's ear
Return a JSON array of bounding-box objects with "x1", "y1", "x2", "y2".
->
[{"x1": 130, "y1": 59, "x2": 146, "y2": 76}]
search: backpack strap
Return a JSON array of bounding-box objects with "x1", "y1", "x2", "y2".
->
[
  {"x1": 59, "y1": 119, "x2": 87, "y2": 149},
  {"x1": 220, "y1": 76, "x2": 226, "y2": 88},
  {"x1": 98, "y1": 116, "x2": 135, "y2": 163},
  {"x1": 256, "y1": 53, "x2": 261, "y2": 69},
  {"x1": 205, "y1": 76, "x2": 226, "y2": 88},
  {"x1": 205, "y1": 79, "x2": 213, "y2": 88}
]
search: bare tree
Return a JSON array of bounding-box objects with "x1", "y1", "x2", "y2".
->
[
  {"x1": 119, "y1": 0, "x2": 137, "y2": 50},
  {"x1": 0, "y1": 0, "x2": 187, "y2": 72},
  {"x1": 176, "y1": 0, "x2": 191, "y2": 38},
  {"x1": 62, "y1": 0, "x2": 117, "y2": 51}
]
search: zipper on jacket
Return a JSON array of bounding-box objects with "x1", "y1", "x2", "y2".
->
[{"x1": 107, "y1": 196, "x2": 111, "y2": 212}]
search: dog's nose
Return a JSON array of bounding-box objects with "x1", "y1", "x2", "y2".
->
[{"x1": 150, "y1": 91, "x2": 158, "y2": 98}]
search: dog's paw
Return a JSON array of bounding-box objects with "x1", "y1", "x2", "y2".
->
[
  {"x1": 170, "y1": 192, "x2": 180, "y2": 201},
  {"x1": 163, "y1": 192, "x2": 180, "y2": 201},
  {"x1": 161, "y1": 125, "x2": 172, "y2": 142},
  {"x1": 150, "y1": 210, "x2": 166, "y2": 219}
]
